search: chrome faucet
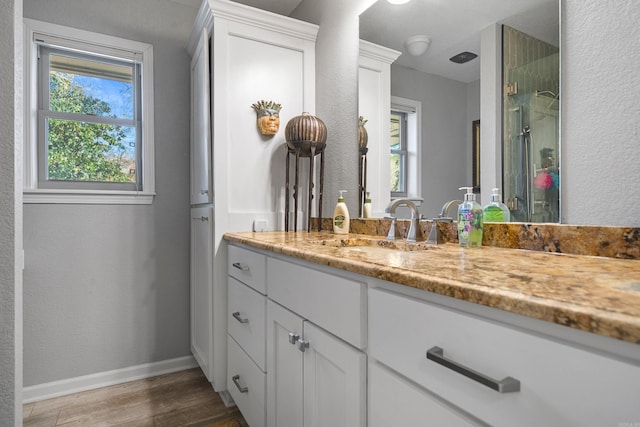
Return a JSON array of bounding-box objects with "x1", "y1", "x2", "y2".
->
[
  {"x1": 425, "y1": 199, "x2": 462, "y2": 245},
  {"x1": 440, "y1": 199, "x2": 462, "y2": 219},
  {"x1": 385, "y1": 198, "x2": 423, "y2": 242}
]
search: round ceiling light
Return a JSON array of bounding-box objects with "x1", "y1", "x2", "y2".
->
[
  {"x1": 387, "y1": 0, "x2": 411, "y2": 4},
  {"x1": 405, "y1": 35, "x2": 431, "y2": 56}
]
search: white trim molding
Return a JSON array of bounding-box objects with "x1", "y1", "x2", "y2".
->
[{"x1": 23, "y1": 356, "x2": 198, "y2": 403}]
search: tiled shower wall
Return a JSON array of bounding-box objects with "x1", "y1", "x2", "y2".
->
[
  {"x1": 503, "y1": 25, "x2": 560, "y2": 222},
  {"x1": 503, "y1": 25, "x2": 559, "y2": 97}
]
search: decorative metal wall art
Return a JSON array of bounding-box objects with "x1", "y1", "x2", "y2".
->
[{"x1": 251, "y1": 100, "x2": 282, "y2": 136}]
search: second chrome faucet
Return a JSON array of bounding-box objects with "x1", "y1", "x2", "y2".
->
[{"x1": 385, "y1": 198, "x2": 423, "y2": 242}]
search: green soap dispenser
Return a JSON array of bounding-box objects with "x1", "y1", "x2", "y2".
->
[
  {"x1": 483, "y1": 188, "x2": 511, "y2": 222},
  {"x1": 457, "y1": 187, "x2": 483, "y2": 248}
]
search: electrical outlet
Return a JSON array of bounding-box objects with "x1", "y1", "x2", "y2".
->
[{"x1": 253, "y1": 219, "x2": 268, "y2": 232}]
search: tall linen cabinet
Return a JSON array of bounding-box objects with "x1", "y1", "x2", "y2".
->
[{"x1": 187, "y1": 0, "x2": 317, "y2": 395}]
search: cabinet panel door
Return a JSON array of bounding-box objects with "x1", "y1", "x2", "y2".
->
[
  {"x1": 303, "y1": 322, "x2": 366, "y2": 427},
  {"x1": 190, "y1": 28, "x2": 212, "y2": 205},
  {"x1": 266, "y1": 300, "x2": 304, "y2": 427},
  {"x1": 369, "y1": 362, "x2": 483, "y2": 427},
  {"x1": 190, "y1": 207, "x2": 212, "y2": 380}
]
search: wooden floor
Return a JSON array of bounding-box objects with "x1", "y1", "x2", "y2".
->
[{"x1": 23, "y1": 368, "x2": 248, "y2": 427}]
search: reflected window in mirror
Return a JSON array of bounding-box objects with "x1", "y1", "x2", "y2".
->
[
  {"x1": 390, "y1": 110, "x2": 407, "y2": 197},
  {"x1": 390, "y1": 97, "x2": 421, "y2": 201}
]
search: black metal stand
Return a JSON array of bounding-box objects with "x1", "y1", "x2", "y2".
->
[
  {"x1": 285, "y1": 142, "x2": 325, "y2": 232},
  {"x1": 358, "y1": 147, "x2": 368, "y2": 217}
]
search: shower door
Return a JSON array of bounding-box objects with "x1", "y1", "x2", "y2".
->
[{"x1": 502, "y1": 26, "x2": 560, "y2": 223}]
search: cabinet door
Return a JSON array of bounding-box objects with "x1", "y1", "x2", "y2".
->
[
  {"x1": 303, "y1": 322, "x2": 366, "y2": 427},
  {"x1": 266, "y1": 300, "x2": 304, "y2": 427},
  {"x1": 369, "y1": 362, "x2": 483, "y2": 427},
  {"x1": 190, "y1": 28, "x2": 212, "y2": 205},
  {"x1": 190, "y1": 207, "x2": 213, "y2": 380}
]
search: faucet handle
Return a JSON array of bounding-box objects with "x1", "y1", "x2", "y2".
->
[
  {"x1": 427, "y1": 217, "x2": 451, "y2": 244},
  {"x1": 384, "y1": 216, "x2": 399, "y2": 240}
]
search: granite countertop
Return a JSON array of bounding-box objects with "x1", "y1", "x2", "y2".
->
[{"x1": 224, "y1": 231, "x2": 640, "y2": 345}]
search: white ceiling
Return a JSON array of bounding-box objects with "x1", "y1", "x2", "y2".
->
[{"x1": 218, "y1": 0, "x2": 559, "y2": 83}]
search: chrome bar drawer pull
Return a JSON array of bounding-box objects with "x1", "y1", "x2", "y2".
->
[
  {"x1": 232, "y1": 262, "x2": 249, "y2": 271},
  {"x1": 232, "y1": 374, "x2": 248, "y2": 393},
  {"x1": 232, "y1": 311, "x2": 249, "y2": 324},
  {"x1": 426, "y1": 346, "x2": 520, "y2": 393}
]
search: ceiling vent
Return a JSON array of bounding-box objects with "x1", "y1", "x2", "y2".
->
[{"x1": 449, "y1": 51, "x2": 478, "y2": 64}]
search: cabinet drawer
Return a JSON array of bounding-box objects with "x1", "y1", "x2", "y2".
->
[
  {"x1": 369, "y1": 361, "x2": 481, "y2": 427},
  {"x1": 228, "y1": 335, "x2": 266, "y2": 427},
  {"x1": 267, "y1": 257, "x2": 367, "y2": 349},
  {"x1": 369, "y1": 288, "x2": 640, "y2": 427},
  {"x1": 228, "y1": 244, "x2": 267, "y2": 294},
  {"x1": 228, "y1": 276, "x2": 266, "y2": 371}
]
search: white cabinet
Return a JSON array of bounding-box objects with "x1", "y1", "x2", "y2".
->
[
  {"x1": 369, "y1": 287, "x2": 640, "y2": 427},
  {"x1": 227, "y1": 245, "x2": 267, "y2": 426},
  {"x1": 190, "y1": 28, "x2": 212, "y2": 205},
  {"x1": 358, "y1": 41, "x2": 400, "y2": 217},
  {"x1": 266, "y1": 300, "x2": 366, "y2": 427},
  {"x1": 190, "y1": 207, "x2": 213, "y2": 379},
  {"x1": 266, "y1": 257, "x2": 367, "y2": 427},
  {"x1": 188, "y1": 0, "x2": 318, "y2": 394}
]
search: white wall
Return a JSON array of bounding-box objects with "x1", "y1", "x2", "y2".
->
[
  {"x1": 22, "y1": 0, "x2": 196, "y2": 387},
  {"x1": 0, "y1": 0, "x2": 23, "y2": 424},
  {"x1": 391, "y1": 64, "x2": 471, "y2": 218},
  {"x1": 467, "y1": 79, "x2": 481, "y2": 189},
  {"x1": 562, "y1": 0, "x2": 640, "y2": 226}
]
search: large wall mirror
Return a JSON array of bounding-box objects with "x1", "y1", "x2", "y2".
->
[{"x1": 359, "y1": 0, "x2": 559, "y2": 221}]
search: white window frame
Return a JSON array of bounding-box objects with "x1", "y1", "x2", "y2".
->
[
  {"x1": 23, "y1": 19, "x2": 155, "y2": 204},
  {"x1": 391, "y1": 96, "x2": 421, "y2": 203}
]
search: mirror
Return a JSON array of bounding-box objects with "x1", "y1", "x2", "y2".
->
[{"x1": 358, "y1": 0, "x2": 559, "y2": 220}]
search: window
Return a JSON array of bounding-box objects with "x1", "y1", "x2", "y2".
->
[
  {"x1": 24, "y1": 19, "x2": 155, "y2": 204},
  {"x1": 390, "y1": 110, "x2": 408, "y2": 197},
  {"x1": 390, "y1": 96, "x2": 421, "y2": 201}
]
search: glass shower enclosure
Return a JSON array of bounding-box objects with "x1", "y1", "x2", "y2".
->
[{"x1": 503, "y1": 26, "x2": 560, "y2": 223}]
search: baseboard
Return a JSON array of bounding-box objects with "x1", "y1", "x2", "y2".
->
[{"x1": 23, "y1": 355, "x2": 198, "y2": 403}]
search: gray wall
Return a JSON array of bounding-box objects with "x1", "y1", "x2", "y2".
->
[
  {"x1": 390, "y1": 64, "x2": 473, "y2": 218},
  {"x1": 22, "y1": 0, "x2": 196, "y2": 386},
  {"x1": 562, "y1": 0, "x2": 640, "y2": 226},
  {"x1": 292, "y1": 0, "x2": 376, "y2": 215},
  {"x1": 1, "y1": 0, "x2": 23, "y2": 424}
]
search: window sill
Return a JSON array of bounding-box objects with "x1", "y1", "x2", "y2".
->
[{"x1": 23, "y1": 189, "x2": 155, "y2": 205}]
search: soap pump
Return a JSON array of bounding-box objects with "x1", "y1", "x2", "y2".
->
[
  {"x1": 363, "y1": 192, "x2": 372, "y2": 218},
  {"x1": 483, "y1": 188, "x2": 511, "y2": 222},
  {"x1": 333, "y1": 190, "x2": 350, "y2": 234},
  {"x1": 457, "y1": 187, "x2": 483, "y2": 248}
]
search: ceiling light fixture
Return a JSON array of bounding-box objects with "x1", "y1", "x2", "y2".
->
[
  {"x1": 387, "y1": 0, "x2": 411, "y2": 5},
  {"x1": 405, "y1": 35, "x2": 431, "y2": 56}
]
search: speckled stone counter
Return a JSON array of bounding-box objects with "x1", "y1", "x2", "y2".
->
[{"x1": 224, "y1": 230, "x2": 640, "y2": 345}]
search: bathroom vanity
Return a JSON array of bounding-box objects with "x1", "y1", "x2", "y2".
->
[{"x1": 224, "y1": 230, "x2": 640, "y2": 427}]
